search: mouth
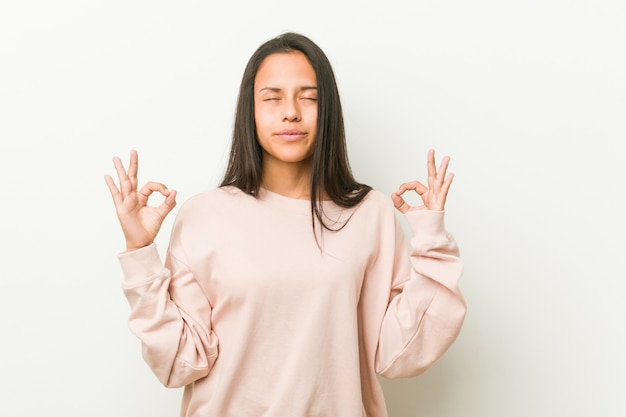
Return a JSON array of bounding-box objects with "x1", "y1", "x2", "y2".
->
[{"x1": 275, "y1": 129, "x2": 307, "y2": 141}]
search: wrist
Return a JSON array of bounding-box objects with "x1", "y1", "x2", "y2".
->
[{"x1": 125, "y1": 241, "x2": 153, "y2": 253}]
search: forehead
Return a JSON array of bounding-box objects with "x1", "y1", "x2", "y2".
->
[{"x1": 254, "y1": 52, "x2": 317, "y2": 88}]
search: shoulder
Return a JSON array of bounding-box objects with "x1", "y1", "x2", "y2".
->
[
  {"x1": 175, "y1": 186, "x2": 253, "y2": 220},
  {"x1": 186, "y1": 185, "x2": 249, "y2": 204},
  {"x1": 360, "y1": 189, "x2": 395, "y2": 214},
  {"x1": 343, "y1": 189, "x2": 397, "y2": 228},
  {"x1": 362, "y1": 189, "x2": 391, "y2": 204}
]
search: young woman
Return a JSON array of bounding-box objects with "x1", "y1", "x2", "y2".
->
[{"x1": 105, "y1": 32, "x2": 466, "y2": 417}]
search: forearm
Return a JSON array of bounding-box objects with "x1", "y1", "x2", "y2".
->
[
  {"x1": 119, "y1": 244, "x2": 218, "y2": 387},
  {"x1": 376, "y1": 210, "x2": 466, "y2": 378}
]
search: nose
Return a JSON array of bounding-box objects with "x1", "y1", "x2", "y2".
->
[{"x1": 282, "y1": 98, "x2": 301, "y2": 122}]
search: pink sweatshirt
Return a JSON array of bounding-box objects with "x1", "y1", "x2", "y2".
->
[{"x1": 118, "y1": 186, "x2": 466, "y2": 417}]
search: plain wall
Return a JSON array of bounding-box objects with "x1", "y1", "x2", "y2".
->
[{"x1": 1, "y1": 0, "x2": 625, "y2": 416}]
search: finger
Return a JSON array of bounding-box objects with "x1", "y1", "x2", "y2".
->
[
  {"x1": 112, "y1": 156, "x2": 132, "y2": 197},
  {"x1": 391, "y1": 192, "x2": 410, "y2": 214},
  {"x1": 137, "y1": 182, "x2": 171, "y2": 205},
  {"x1": 104, "y1": 174, "x2": 123, "y2": 206},
  {"x1": 128, "y1": 150, "x2": 139, "y2": 190},
  {"x1": 157, "y1": 189, "x2": 178, "y2": 217},
  {"x1": 427, "y1": 149, "x2": 439, "y2": 191},
  {"x1": 395, "y1": 180, "x2": 428, "y2": 196},
  {"x1": 427, "y1": 149, "x2": 437, "y2": 181},
  {"x1": 429, "y1": 172, "x2": 454, "y2": 211},
  {"x1": 440, "y1": 172, "x2": 455, "y2": 198},
  {"x1": 437, "y1": 155, "x2": 451, "y2": 183}
]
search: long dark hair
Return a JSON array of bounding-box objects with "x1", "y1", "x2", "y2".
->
[{"x1": 220, "y1": 32, "x2": 371, "y2": 231}]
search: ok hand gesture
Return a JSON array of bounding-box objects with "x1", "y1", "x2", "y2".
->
[
  {"x1": 392, "y1": 149, "x2": 454, "y2": 213},
  {"x1": 104, "y1": 150, "x2": 177, "y2": 252}
]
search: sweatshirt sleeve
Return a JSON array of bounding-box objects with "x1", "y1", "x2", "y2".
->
[
  {"x1": 375, "y1": 209, "x2": 466, "y2": 379},
  {"x1": 119, "y1": 242, "x2": 219, "y2": 388}
]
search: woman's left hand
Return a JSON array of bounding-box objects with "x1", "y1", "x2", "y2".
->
[{"x1": 391, "y1": 149, "x2": 454, "y2": 213}]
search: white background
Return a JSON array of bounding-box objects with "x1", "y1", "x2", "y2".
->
[{"x1": 1, "y1": 1, "x2": 625, "y2": 416}]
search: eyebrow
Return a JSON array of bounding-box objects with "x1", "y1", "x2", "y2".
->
[{"x1": 258, "y1": 86, "x2": 318, "y2": 93}]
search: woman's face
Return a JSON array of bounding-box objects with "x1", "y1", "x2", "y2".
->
[{"x1": 254, "y1": 52, "x2": 318, "y2": 169}]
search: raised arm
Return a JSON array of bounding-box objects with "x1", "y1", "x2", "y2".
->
[
  {"x1": 107, "y1": 151, "x2": 218, "y2": 387},
  {"x1": 376, "y1": 149, "x2": 466, "y2": 378}
]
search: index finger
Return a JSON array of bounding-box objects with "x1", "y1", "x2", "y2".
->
[{"x1": 395, "y1": 181, "x2": 428, "y2": 196}]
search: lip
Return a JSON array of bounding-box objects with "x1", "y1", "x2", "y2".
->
[{"x1": 275, "y1": 129, "x2": 307, "y2": 141}]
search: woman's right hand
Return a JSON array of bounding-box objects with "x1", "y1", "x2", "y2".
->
[{"x1": 104, "y1": 150, "x2": 177, "y2": 252}]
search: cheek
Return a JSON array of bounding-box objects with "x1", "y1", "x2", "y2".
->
[
  {"x1": 309, "y1": 108, "x2": 319, "y2": 130},
  {"x1": 254, "y1": 108, "x2": 270, "y2": 131},
  {"x1": 301, "y1": 103, "x2": 317, "y2": 120}
]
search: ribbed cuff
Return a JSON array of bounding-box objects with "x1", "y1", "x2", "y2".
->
[
  {"x1": 404, "y1": 210, "x2": 446, "y2": 238},
  {"x1": 117, "y1": 243, "x2": 164, "y2": 287}
]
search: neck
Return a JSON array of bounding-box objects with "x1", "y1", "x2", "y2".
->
[{"x1": 261, "y1": 158, "x2": 313, "y2": 200}]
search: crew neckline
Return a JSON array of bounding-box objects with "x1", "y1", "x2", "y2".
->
[
  {"x1": 257, "y1": 187, "x2": 352, "y2": 219},
  {"x1": 258, "y1": 187, "x2": 312, "y2": 203}
]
